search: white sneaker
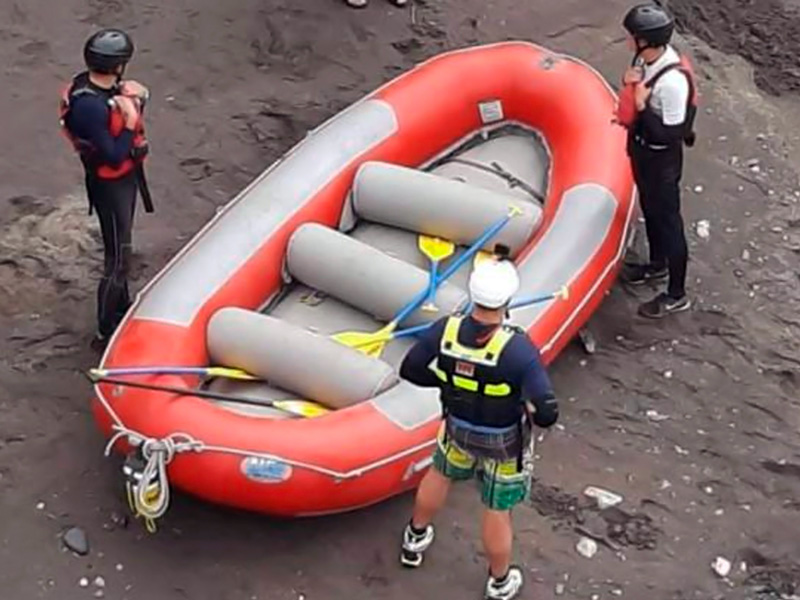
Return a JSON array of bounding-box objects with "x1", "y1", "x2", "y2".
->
[
  {"x1": 484, "y1": 566, "x2": 524, "y2": 600},
  {"x1": 399, "y1": 523, "x2": 435, "y2": 568}
]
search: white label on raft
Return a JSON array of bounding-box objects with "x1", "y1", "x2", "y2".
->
[
  {"x1": 478, "y1": 100, "x2": 504, "y2": 124},
  {"x1": 240, "y1": 456, "x2": 292, "y2": 484}
]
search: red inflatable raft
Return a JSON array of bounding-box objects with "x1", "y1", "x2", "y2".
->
[{"x1": 91, "y1": 41, "x2": 636, "y2": 520}]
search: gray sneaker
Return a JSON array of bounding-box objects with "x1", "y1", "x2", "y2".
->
[
  {"x1": 485, "y1": 567, "x2": 524, "y2": 600},
  {"x1": 638, "y1": 292, "x2": 692, "y2": 319},
  {"x1": 400, "y1": 523, "x2": 435, "y2": 568}
]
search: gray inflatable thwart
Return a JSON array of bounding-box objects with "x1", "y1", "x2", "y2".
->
[
  {"x1": 352, "y1": 161, "x2": 542, "y2": 256},
  {"x1": 286, "y1": 223, "x2": 468, "y2": 327},
  {"x1": 207, "y1": 307, "x2": 399, "y2": 409}
]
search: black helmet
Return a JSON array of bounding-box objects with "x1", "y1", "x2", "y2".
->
[
  {"x1": 83, "y1": 29, "x2": 134, "y2": 74},
  {"x1": 623, "y1": 3, "x2": 675, "y2": 48}
]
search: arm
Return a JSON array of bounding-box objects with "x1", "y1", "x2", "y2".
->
[
  {"x1": 68, "y1": 97, "x2": 135, "y2": 167},
  {"x1": 399, "y1": 319, "x2": 446, "y2": 388},
  {"x1": 514, "y1": 339, "x2": 559, "y2": 428}
]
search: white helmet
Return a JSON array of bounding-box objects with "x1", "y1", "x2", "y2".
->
[{"x1": 468, "y1": 258, "x2": 520, "y2": 309}]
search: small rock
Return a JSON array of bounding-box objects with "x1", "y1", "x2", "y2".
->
[
  {"x1": 663, "y1": 370, "x2": 673, "y2": 379},
  {"x1": 741, "y1": 249, "x2": 750, "y2": 261},
  {"x1": 576, "y1": 537, "x2": 598, "y2": 558},
  {"x1": 591, "y1": 595, "x2": 600, "y2": 600},
  {"x1": 612, "y1": 589, "x2": 623, "y2": 597},
  {"x1": 555, "y1": 583, "x2": 566, "y2": 595},
  {"x1": 646, "y1": 409, "x2": 670, "y2": 422},
  {"x1": 740, "y1": 562, "x2": 747, "y2": 572},
  {"x1": 579, "y1": 359, "x2": 587, "y2": 367},
  {"x1": 36, "y1": 502, "x2": 45, "y2": 510},
  {"x1": 712, "y1": 556, "x2": 732, "y2": 578},
  {"x1": 704, "y1": 486, "x2": 714, "y2": 495},
  {"x1": 715, "y1": 509, "x2": 724, "y2": 516},
  {"x1": 695, "y1": 220, "x2": 710, "y2": 239},
  {"x1": 94, "y1": 590, "x2": 104, "y2": 599},
  {"x1": 115, "y1": 563, "x2": 123, "y2": 572},
  {"x1": 93, "y1": 576, "x2": 105, "y2": 588},
  {"x1": 693, "y1": 185, "x2": 704, "y2": 194},
  {"x1": 660, "y1": 480, "x2": 672, "y2": 490},
  {"x1": 79, "y1": 578, "x2": 89, "y2": 588},
  {"x1": 583, "y1": 486, "x2": 624, "y2": 509},
  {"x1": 674, "y1": 445, "x2": 689, "y2": 456},
  {"x1": 62, "y1": 527, "x2": 89, "y2": 556}
]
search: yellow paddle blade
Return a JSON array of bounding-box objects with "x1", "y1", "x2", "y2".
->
[
  {"x1": 331, "y1": 322, "x2": 396, "y2": 358},
  {"x1": 275, "y1": 399, "x2": 331, "y2": 418},
  {"x1": 418, "y1": 235, "x2": 455, "y2": 262},
  {"x1": 557, "y1": 285, "x2": 570, "y2": 301},
  {"x1": 206, "y1": 366, "x2": 259, "y2": 381}
]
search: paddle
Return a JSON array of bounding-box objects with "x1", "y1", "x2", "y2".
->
[
  {"x1": 419, "y1": 235, "x2": 456, "y2": 312},
  {"x1": 86, "y1": 373, "x2": 330, "y2": 418},
  {"x1": 332, "y1": 206, "x2": 523, "y2": 358},
  {"x1": 90, "y1": 366, "x2": 257, "y2": 381},
  {"x1": 348, "y1": 284, "x2": 571, "y2": 348}
]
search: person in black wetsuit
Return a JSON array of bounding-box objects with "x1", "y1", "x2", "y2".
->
[
  {"x1": 620, "y1": 4, "x2": 694, "y2": 318},
  {"x1": 397, "y1": 257, "x2": 559, "y2": 600},
  {"x1": 60, "y1": 29, "x2": 151, "y2": 349}
]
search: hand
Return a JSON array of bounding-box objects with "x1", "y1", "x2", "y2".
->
[
  {"x1": 120, "y1": 79, "x2": 149, "y2": 101},
  {"x1": 634, "y1": 83, "x2": 652, "y2": 111},
  {"x1": 113, "y1": 95, "x2": 140, "y2": 129},
  {"x1": 623, "y1": 66, "x2": 643, "y2": 85}
]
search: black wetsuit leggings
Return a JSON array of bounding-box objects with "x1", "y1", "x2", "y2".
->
[
  {"x1": 85, "y1": 171, "x2": 137, "y2": 337},
  {"x1": 629, "y1": 140, "x2": 689, "y2": 299}
]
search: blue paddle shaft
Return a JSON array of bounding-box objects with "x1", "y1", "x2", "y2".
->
[
  {"x1": 391, "y1": 289, "x2": 560, "y2": 341},
  {"x1": 391, "y1": 212, "x2": 516, "y2": 326}
]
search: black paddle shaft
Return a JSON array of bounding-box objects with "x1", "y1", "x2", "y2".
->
[{"x1": 85, "y1": 373, "x2": 302, "y2": 415}]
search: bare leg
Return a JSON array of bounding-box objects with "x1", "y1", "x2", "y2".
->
[
  {"x1": 482, "y1": 508, "x2": 513, "y2": 578},
  {"x1": 412, "y1": 467, "x2": 451, "y2": 527}
]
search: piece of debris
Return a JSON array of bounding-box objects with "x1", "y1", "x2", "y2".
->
[
  {"x1": 62, "y1": 526, "x2": 89, "y2": 556},
  {"x1": 583, "y1": 486, "x2": 624, "y2": 510},
  {"x1": 611, "y1": 589, "x2": 623, "y2": 596},
  {"x1": 555, "y1": 583, "x2": 566, "y2": 595},
  {"x1": 663, "y1": 370, "x2": 673, "y2": 379},
  {"x1": 576, "y1": 537, "x2": 598, "y2": 558},
  {"x1": 93, "y1": 576, "x2": 105, "y2": 588},
  {"x1": 660, "y1": 480, "x2": 672, "y2": 490},
  {"x1": 36, "y1": 502, "x2": 45, "y2": 510},
  {"x1": 79, "y1": 578, "x2": 89, "y2": 588},
  {"x1": 712, "y1": 556, "x2": 731, "y2": 578},
  {"x1": 578, "y1": 328, "x2": 597, "y2": 354},
  {"x1": 94, "y1": 590, "x2": 104, "y2": 599},
  {"x1": 695, "y1": 220, "x2": 710, "y2": 239},
  {"x1": 693, "y1": 185, "x2": 704, "y2": 194},
  {"x1": 115, "y1": 563, "x2": 123, "y2": 572},
  {"x1": 646, "y1": 409, "x2": 669, "y2": 422},
  {"x1": 674, "y1": 445, "x2": 689, "y2": 456}
]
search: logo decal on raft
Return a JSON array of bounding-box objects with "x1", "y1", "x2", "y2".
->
[{"x1": 240, "y1": 457, "x2": 293, "y2": 483}]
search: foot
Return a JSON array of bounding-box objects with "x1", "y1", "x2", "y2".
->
[
  {"x1": 621, "y1": 263, "x2": 668, "y2": 286},
  {"x1": 638, "y1": 292, "x2": 692, "y2": 319},
  {"x1": 485, "y1": 566, "x2": 524, "y2": 600},
  {"x1": 400, "y1": 522, "x2": 435, "y2": 568}
]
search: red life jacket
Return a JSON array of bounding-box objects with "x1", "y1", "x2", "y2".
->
[
  {"x1": 615, "y1": 51, "x2": 699, "y2": 147},
  {"x1": 59, "y1": 74, "x2": 148, "y2": 179}
]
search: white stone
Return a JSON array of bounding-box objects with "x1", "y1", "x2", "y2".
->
[
  {"x1": 576, "y1": 537, "x2": 598, "y2": 558},
  {"x1": 583, "y1": 486, "x2": 624, "y2": 509},
  {"x1": 712, "y1": 556, "x2": 732, "y2": 578}
]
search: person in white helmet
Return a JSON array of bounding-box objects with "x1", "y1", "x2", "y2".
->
[
  {"x1": 397, "y1": 256, "x2": 559, "y2": 600},
  {"x1": 345, "y1": 0, "x2": 407, "y2": 7}
]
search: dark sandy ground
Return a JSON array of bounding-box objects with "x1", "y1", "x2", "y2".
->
[{"x1": 1, "y1": 1, "x2": 800, "y2": 599}]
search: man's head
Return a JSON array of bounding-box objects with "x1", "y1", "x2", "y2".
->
[
  {"x1": 84, "y1": 29, "x2": 134, "y2": 77},
  {"x1": 623, "y1": 3, "x2": 675, "y2": 54},
  {"x1": 468, "y1": 257, "x2": 520, "y2": 323}
]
